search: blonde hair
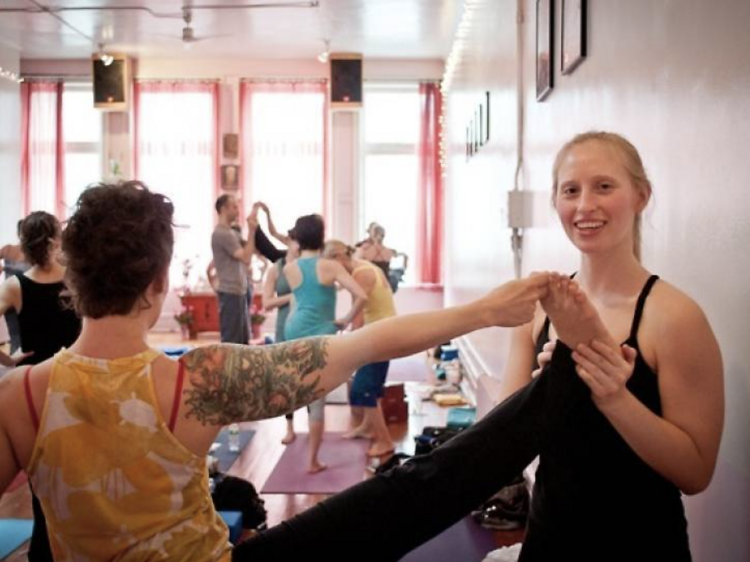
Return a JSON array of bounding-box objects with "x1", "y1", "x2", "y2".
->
[
  {"x1": 323, "y1": 239, "x2": 354, "y2": 260},
  {"x1": 552, "y1": 131, "x2": 652, "y2": 261}
]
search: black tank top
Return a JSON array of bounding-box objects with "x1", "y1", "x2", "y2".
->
[
  {"x1": 520, "y1": 275, "x2": 692, "y2": 561},
  {"x1": 16, "y1": 274, "x2": 81, "y2": 366}
]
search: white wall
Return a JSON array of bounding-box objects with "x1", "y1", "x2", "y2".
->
[
  {"x1": 444, "y1": 1, "x2": 750, "y2": 560},
  {"x1": 0, "y1": 42, "x2": 21, "y2": 242},
  {"x1": 0, "y1": 42, "x2": 21, "y2": 345}
]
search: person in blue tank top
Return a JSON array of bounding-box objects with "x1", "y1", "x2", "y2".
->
[
  {"x1": 284, "y1": 214, "x2": 368, "y2": 473},
  {"x1": 498, "y1": 132, "x2": 724, "y2": 560},
  {"x1": 263, "y1": 237, "x2": 300, "y2": 445}
]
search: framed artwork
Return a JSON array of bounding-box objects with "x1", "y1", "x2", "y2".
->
[
  {"x1": 473, "y1": 116, "x2": 480, "y2": 154},
  {"x1": 223, "y1": 133, "x2": 239, "y2": 159},
  {"x1": 562, "y1": 0, "x2": 587, "y2": 74},
  {"x1": 536, "y1": 0, "x2": 554, "y2": 101},
  {"x1": 484, "y1": 91, "x2": 491, "y2": 144},
  {"x1": 478, "y1": 108, "x2": 484, "y2": 147},
  {"x1": 221, "y1": 165, "x2": 239, "y2": 191}
]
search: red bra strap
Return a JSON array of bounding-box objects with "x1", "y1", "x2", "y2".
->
[
  {"x1": 24, "y1": 366, "x2": 40, "y2": 432},
  {"x1": 168, "y1": 359, "x2": 186, "y2": 433}
]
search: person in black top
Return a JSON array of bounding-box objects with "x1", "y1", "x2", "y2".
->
[
  {"x1": 0, "y1": 211, "x2": 81, "y2": 562},
  {"x1": 233, "y1": 133, "x2": 722, "y2": 562},
  {"x1": 500, "y1": 132, "x2": 723, "y2": 561}
]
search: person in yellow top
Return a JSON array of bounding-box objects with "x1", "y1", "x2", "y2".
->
[
  {"x1": 324, "y1": 240, "x2": 397, "y2": 457},
  {"x1": 0, "y1": 181, "x2": 549, "y2": 561}
]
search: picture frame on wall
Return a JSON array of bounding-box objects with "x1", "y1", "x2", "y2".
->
[
  {"x1": 562, "y1": 0, "x2": 587, "y2": 75},
  {"x1": 536, "y1": 0, "x2": 554, "y2": 101},
  {"x1": 221, "y1": 165, "x2": 239, "y2": 191},
  {"x1": 478, "y1": 107, "x2": 484, "y2": 147},
  {"x1": 223, "y1": 133, "x2": 239, "y2": 159},
  {"x1": 484, "y1": 91, "x2": 491, "y2": 144}
]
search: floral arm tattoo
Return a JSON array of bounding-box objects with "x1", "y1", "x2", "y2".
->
[{"x1": 182, "y1": 337, "x2": 329, "y2": 426}]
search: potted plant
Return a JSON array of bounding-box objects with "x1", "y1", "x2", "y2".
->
[
  {"x1": 250, "y1": 306, "x2": 266, "y2": 340},
  {"x1": 174, "y1": 307, "x2": 195, "y2": 340}
]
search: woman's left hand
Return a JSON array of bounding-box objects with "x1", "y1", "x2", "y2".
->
[{"x1": 572, "y1": 340, "x2": 638, "y2": 411}]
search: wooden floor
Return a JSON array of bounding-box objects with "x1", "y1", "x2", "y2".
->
[{"x1": 0, "y1": 330, "x2": 523, "y2": 559}]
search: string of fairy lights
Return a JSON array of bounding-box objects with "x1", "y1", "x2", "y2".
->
[{"x1": 440, "y1": 0, "x2": 484, "y2": 176}]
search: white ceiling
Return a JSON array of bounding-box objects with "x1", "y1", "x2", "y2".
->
[{"x1": 0, "y1": 0, "x2": 461, "y2": 61}]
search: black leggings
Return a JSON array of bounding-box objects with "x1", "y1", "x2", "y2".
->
[{"x1": 233, "y1": 344, "x2": 587, "y2": 562}]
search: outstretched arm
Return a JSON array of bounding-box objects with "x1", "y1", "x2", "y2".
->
[{"x1": 181, "y1": 273, "x2": 549, "y2": 428}]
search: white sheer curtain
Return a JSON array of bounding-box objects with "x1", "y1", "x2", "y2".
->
[
  {"x1": 134, "y1": 80, "x2": 219, "y2": 288},
  {"x1": 240, "y1": 80, "x2": 328, "y2": 233}
]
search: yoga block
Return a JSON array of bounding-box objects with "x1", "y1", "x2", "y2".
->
[
  {"x1": 382, "y1": 383, "x2": 407, "y2": 424},
  {"x1": 446, "y1": 407, "x2": 476, "y2": 430},
  {"x1": 219, "y1": 510, "x2": 243, "y2": 544}
]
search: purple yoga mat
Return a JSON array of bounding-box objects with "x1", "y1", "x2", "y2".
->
[
  {"x1": 400, "y1": 516, "x2": 497, "y2": 562},
  {"x1": 261, "y1": 432, "x2": 369, "y2": 494},
  {"x1": 387, "y1": 354, "x2": 431, "y2": 383}
]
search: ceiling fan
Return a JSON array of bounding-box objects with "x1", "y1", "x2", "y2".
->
[{"x1": 176, "y1": 7, "x2": 224, "y2": 45}]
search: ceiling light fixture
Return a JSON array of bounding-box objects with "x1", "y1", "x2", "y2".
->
[
  {"x1": 317, "y1": 39, "x2": 330, "y2": 64},
  {"x1": 97, "y1": 43, "x2": 115, "y2": 66},
  {"x1": 0, "y1": 66, "x2": 24, "y2": 83}
]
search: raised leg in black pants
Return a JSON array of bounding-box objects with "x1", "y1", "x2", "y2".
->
[{"x1": 233, "y1": 343, "x2": 588, "y2": 562}]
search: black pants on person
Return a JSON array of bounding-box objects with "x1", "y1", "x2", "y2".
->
[{"x1": 233, "y1": 343, "x2": 588, "y2": 562}]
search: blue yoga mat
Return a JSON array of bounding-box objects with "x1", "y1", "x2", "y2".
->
[
  {"x1": 0, "y1": 519, "x2": 33, "y2": 559},
  {"x1": 212, "y1": 429, "x2": 255, "y2": 473}
]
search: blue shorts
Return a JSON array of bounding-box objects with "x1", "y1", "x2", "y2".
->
[{"x1": 349, "y1": 361, "x2": 390, "y2": 408}]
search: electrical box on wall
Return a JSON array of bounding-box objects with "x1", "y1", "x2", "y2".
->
[{"x1": 507, "y1": 190, "x2": 536, "y2": 229}]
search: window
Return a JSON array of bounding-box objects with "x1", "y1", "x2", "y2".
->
[
  {"x1": 361, "y1": 83, "x2": 421, "y2": 284},
  {"x1": 22, "y1": 82, "x2": 103, "y2": 218},
  {"x1": 240, "y1": 81, "x2": 327, "y2": 234},
  {"x1": 62, "y1": 83, "x2": 103, "y2": 214},
  {"x1": 134, "y1": 81, "x2": 218, "y2": 286}
]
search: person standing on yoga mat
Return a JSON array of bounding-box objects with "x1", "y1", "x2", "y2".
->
[
  {"x1": 324, "y1": 239, "x2": 397, "y2": 458},
  {"x1": 263, "y1": 235, "x2": 300, "y2": 445},
  {"x1": 0, "y1": 181, "x2": 551, "y2": 561},
  {"x1": 0, "y1": 211, "x2": 81, "y2": 562},
  {"x1": 283, "y1": 214, "x2": 368, "y2": 473}
]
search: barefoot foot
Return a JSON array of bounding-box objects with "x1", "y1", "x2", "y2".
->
[
  {"x1": 281, "y1": 431, "x2": 296, "y2": 445},
  {"x1": 540, "y1": 274, "x2": 617, "y2": 349},
  {"x1": 342, "y1": 427, "x2": 373, "y2": 440},
  {"x1": 308, "y1": 462, "x2": 328, "y2": 474},
  {"x1": 366, "y1": 442, "x2": 396, "y2": 458}
]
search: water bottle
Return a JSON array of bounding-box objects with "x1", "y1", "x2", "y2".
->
[{"x1": 228, "y1": 423, "x2": 240, "y2": 452}]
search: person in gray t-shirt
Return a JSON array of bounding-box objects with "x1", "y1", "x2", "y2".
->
[{"x1": 211, "y1": 195, "x2": 257, "y2": 344}]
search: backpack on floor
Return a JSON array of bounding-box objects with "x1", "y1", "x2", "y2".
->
[{"x1": 211, "y1": 475, "x2": 267, "y2": 530}]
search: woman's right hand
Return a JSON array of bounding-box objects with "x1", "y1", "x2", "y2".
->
[
  {"x1": 531, "y1": 340, "x2": 556, "y2": 378},
  {"x1": 478, "y1": 272, "x2": 550, "y2": 328}
]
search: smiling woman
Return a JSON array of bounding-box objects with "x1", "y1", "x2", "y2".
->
[{"x1": 497, "y1": 131, "x2": 724, "y2": 561}]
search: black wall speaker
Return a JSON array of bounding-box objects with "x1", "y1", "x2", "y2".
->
[
  {"x1": 330, "y1": 54, "x2": 363, "y2": 108},
  {"x1": 92, "y1": 56, "x2": 130, "y2": 111}
]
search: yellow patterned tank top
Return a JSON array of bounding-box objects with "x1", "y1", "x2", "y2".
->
[
  {"x1": 27, "y1": 349, "x2": 231, "y2": 562},
  {"x1": 353, "y1": 262, "x2": 396, "y2": 324}
]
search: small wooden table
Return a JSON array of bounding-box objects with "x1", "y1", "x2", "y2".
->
[{"x1": 179, "y1": 292, "x2": 219, "y2": 339}]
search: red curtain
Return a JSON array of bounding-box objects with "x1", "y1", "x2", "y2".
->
[
  {"x1": 415, "y1": 82, "x2": 443, "y2": 285},
  {"x1": 20, "y1": 81, "x2": 65, "y2": 218}
]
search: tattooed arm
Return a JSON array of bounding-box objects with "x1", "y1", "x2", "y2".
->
[
  {"x1": 181, "y1": 273, "x2": 550, "y2": 428},
  {"x1": 182, "y1": 339, "x2": 330, "y2": 426}
]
